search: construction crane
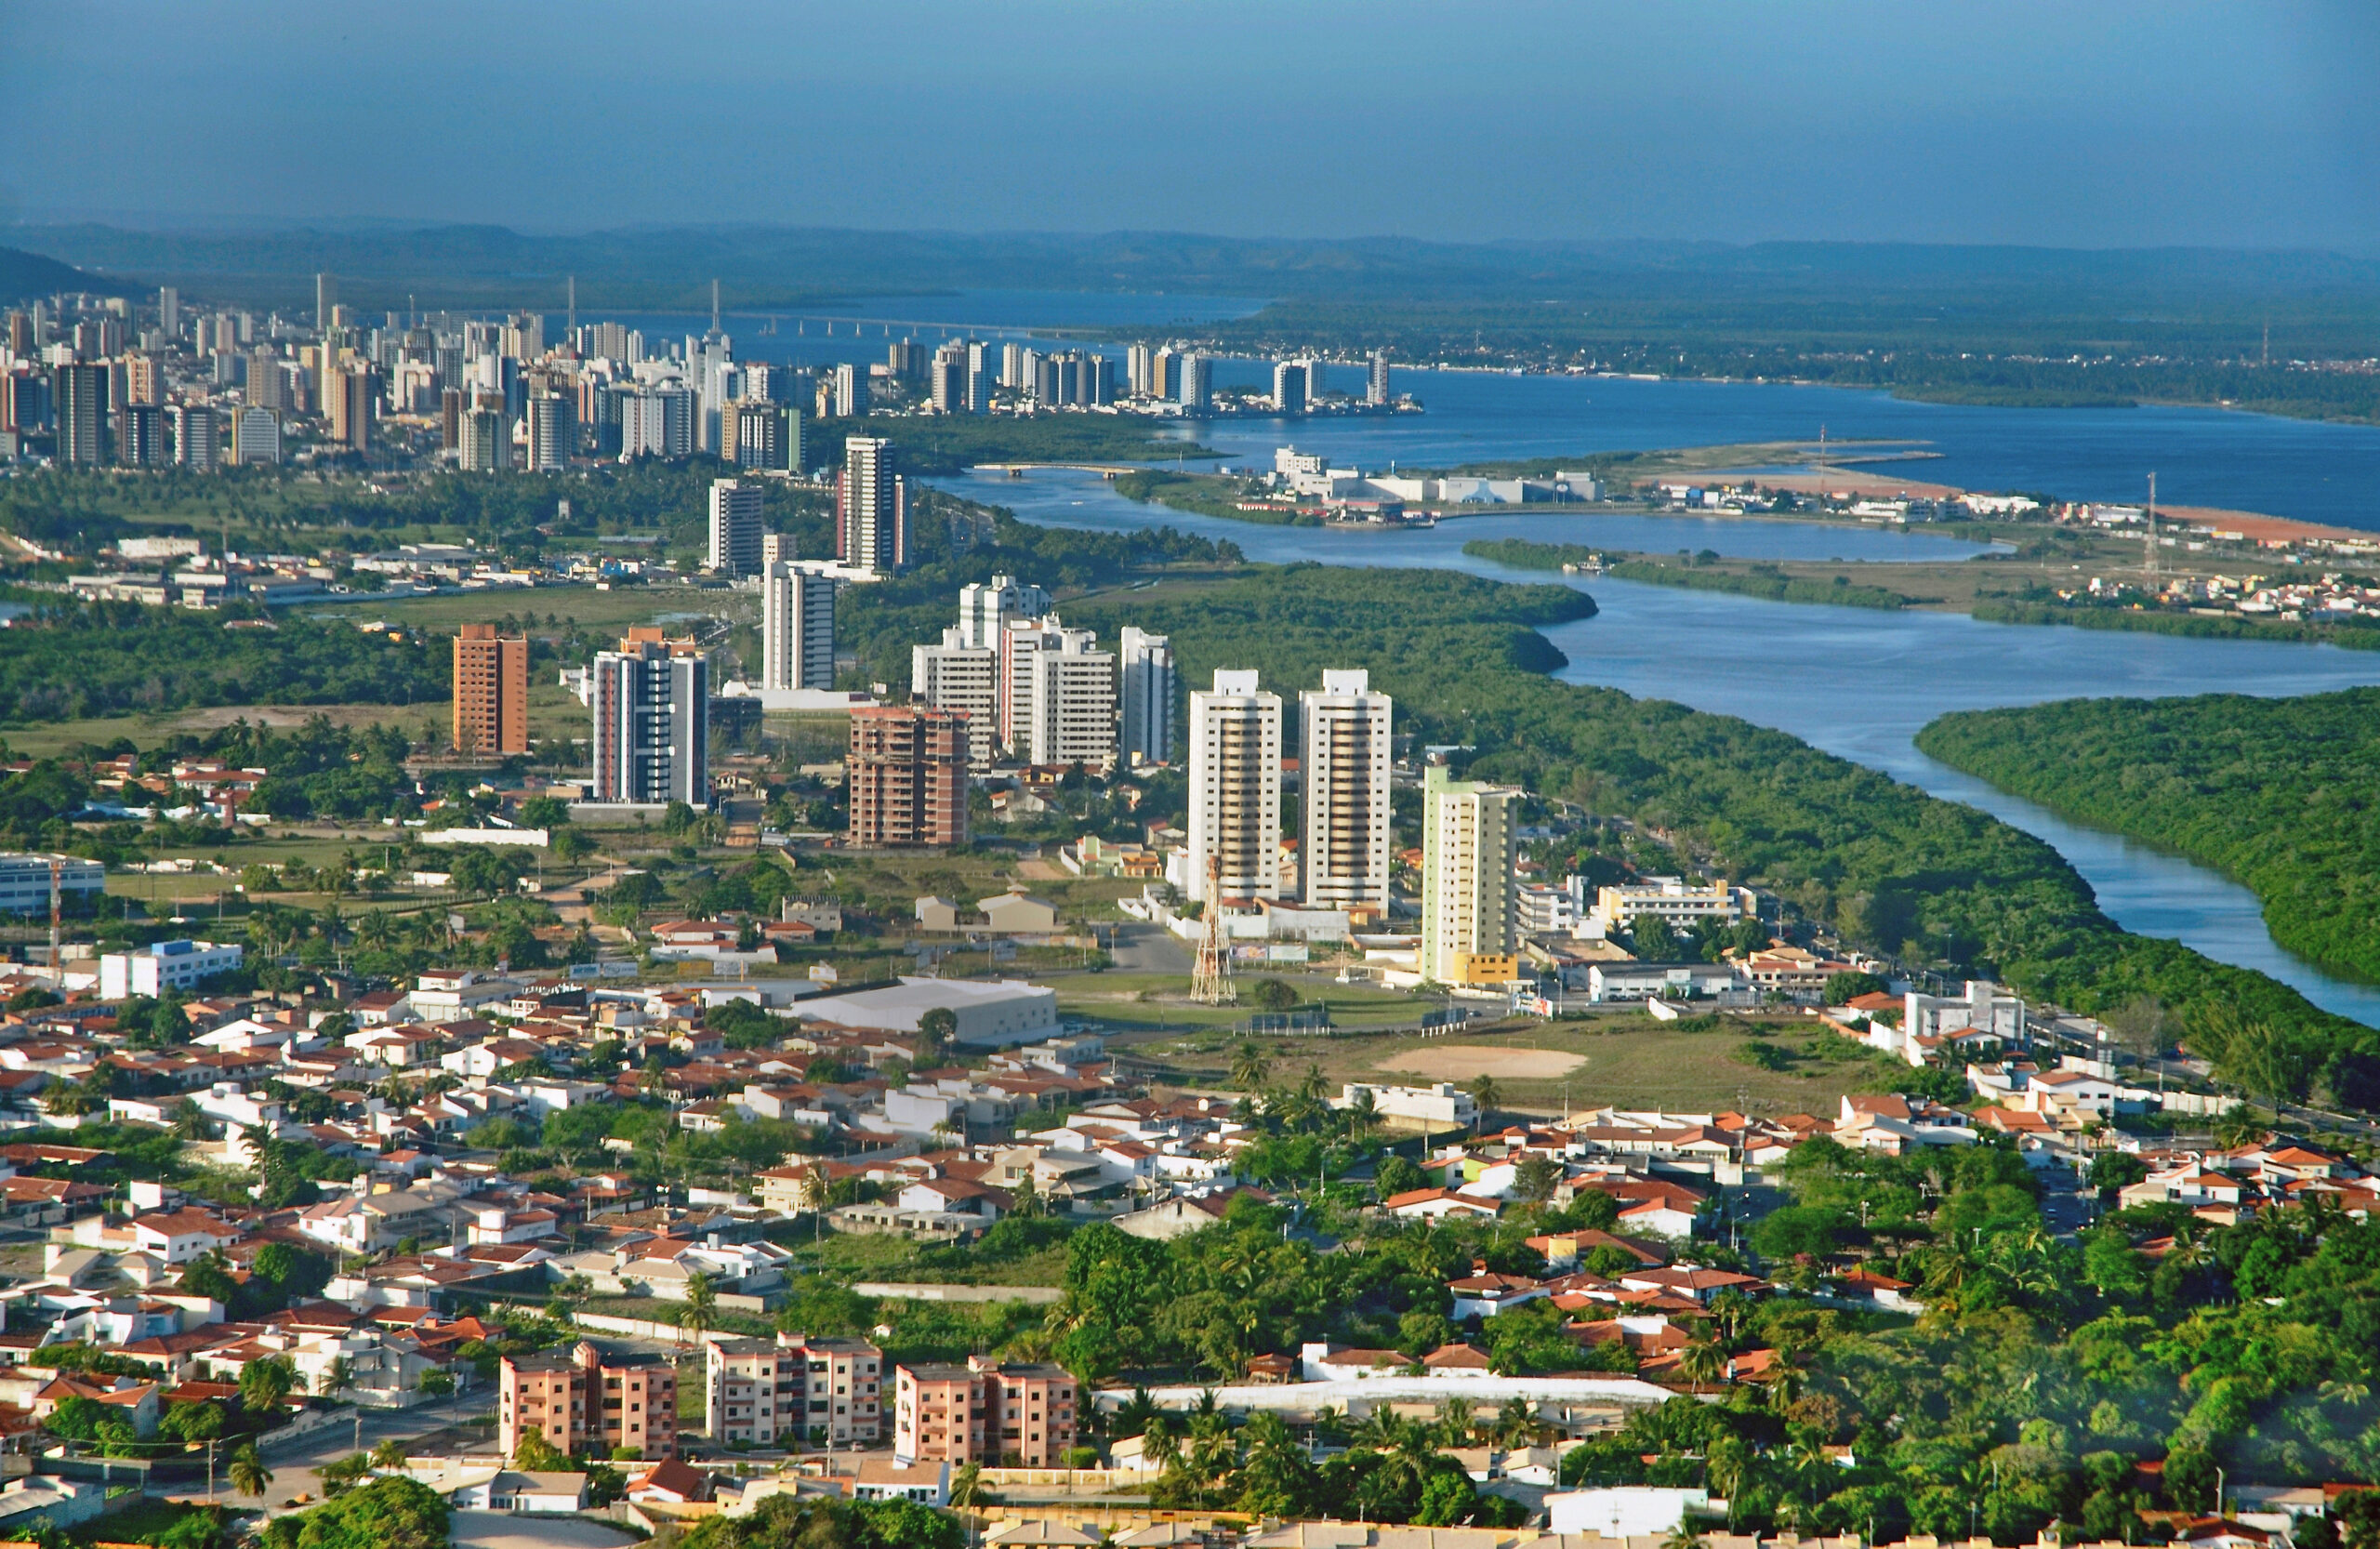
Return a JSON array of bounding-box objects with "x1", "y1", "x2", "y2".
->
[{"x1": 1189, "y1": 854, "x2": 1236, "y2": 1006}]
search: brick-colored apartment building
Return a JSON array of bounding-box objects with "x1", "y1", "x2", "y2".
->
[
  {"x1": 894, "y1": 1355, "x2": 1077, "y2": 1466},
  {"x1": 706, "y1": 1334, "x2": 883, "y2": 1446},
  {"x1": 452, "y1": 623, "x2": 529, "y2": 756},
  {"x1": 499, "y1": 1341, "x2": 678, "y2": 1459},
  {"x1": 848, "y1": 705, "x2": 970, "y2": 848}
]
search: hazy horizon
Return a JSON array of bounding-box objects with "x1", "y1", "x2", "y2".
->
[{"x1": 7, "y1": 1, "x2": 2376, "y2": 251}]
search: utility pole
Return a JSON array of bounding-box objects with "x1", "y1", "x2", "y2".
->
[{"x1": 2145, "y1": 472, "x2": 2159, "y2": 583}]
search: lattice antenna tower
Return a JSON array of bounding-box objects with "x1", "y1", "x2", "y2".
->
[{"x1": 1189, "y1": 854, "x2": 1236, "y2": 1006}]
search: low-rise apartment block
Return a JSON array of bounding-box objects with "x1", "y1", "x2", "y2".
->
[
  {"x1": 894, "y1": 1355, "x2": 1077, "y2": 1466},
  {"x1": 499, "y1": 1341, "x2": 678, "y2": 1460},
  {"x1": 706, "y1": 1334, "x2": 883, "y2": 1446}
]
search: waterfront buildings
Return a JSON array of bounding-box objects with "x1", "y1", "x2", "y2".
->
[
  {"x1": 1186, "y1": 669, "x2": 1282, "y2": 904},
  {"x1": 1300, "y1": 669, "x2": 1393, "y2": 917},
  {"x1": 452, "y1": 623, "x2": 530, "y2": 756},
  {"x1": 1273, "y1": 361, "x2": 1307, "y2": 417}
]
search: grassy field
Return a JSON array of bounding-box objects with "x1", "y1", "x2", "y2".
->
[
  {"x1": 353, "y1": 581, "x2": 754, "y2": 635},
  {"x1": 1117, "y1": 1012, "x2": 1913, "y2": 1119}
]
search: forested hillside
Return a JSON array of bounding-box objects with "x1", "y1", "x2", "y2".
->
[{"x1": 1919, "y1": 689, "x2": 2380, "y2": 987}]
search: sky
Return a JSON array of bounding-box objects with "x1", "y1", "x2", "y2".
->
[{"x1": 6, "y1": 0, "x2": 2378, "y2": 249}]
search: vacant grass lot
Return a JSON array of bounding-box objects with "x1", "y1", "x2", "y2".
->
[{"x1": 1121, "y1": 1013, "x2": 1913, "y2": 1119}]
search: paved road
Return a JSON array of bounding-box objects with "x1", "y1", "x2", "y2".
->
[
  {"x1": 1108, "y1": 922, "x2": 1191, "y2": 976},
  {"x1": 169, "y1": 1385, "x2": 496, "y2": 1516}
]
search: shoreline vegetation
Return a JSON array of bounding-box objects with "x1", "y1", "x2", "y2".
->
[
  {"x1": 1971, "y1": 598, "x2": 2380, "y2": 651},
  {"x1": 1917, "y1": 689, "x2": 2380, "y2": 1007},
  {"x1": 1462, "y1": 537, "x2": 1924, "y2": 610}
]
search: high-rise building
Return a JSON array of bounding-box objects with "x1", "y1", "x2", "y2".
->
[
  {"x1": 965, "y1": 341, "x2": 993, "y2": 413},
  {"x1": 498, "y1": 1341, "x2": 677, "y2": 1461},
  {"x1": 452, "y1": 624, "x2": 530, "y2": 756},
  {"x1": 157, "y1": 286, "x2": 178, "y2": 338},
  {"x1": 1300, "y1": 669, "x2": 1393, "y2": 917},
  {"x1": 834, "y1": 436, "x2": 905, "y2": 574},
  {"x1": 959, "y1": 574, "x2": 1051, "y2": 649},
  {"x1": 326, "y1": 364, "x2": 377, "y2": 453},
  {"x1": 707, "y1": 1335, "x2": 883, "y2": 1447},
  {"x1": 124, "y1": 354, "x2": 162, "y2": 407},
  {"x1": 590, "y1": 631, "x2": 709, "y2": 807},
  {"x1": 911, "y1": 629, "x2": 998, "y2": 773},
  {"x1": 847, "y1": 706, "x2": 969, "y2": 848},
  {"x1": 832, "y1": 363, "x2": 867, "y2": 418},
  {"x1": 1303, "y1": 357, "x2": 1329, "y2": 400},
  {"x1": 1127, "y1": 343, "x2": 1155, "y2": 397},
  {"x1": 1177, "y1": 351, "x2": 1210, "y2": 412},
  {"x1": 620, "y1": 387, "x2": 694, "y2": 458},
  {"x1": 733, "y1": 402, "x2": 785, "y2": 469},
  {"x1": 887, "y1": 338, "x2": 925, "y2": 381},
  {"x1": 457, "y1": 405, "x2": 505, "y2": 470},
  {"x1": 894, "y1": 1357, "x2": 1077, "y2": 1468},
  {"x1": 707, "y1": 478, "x2": 764, "y2": 576},
  {"x1": 523, "y1": 392, "x2": 575, "y2": 470},
  {"x1": 760, "y1": 562, "x2": 834, "y2": 693},
  {"x1": 1419, "y1": 761, "x2": 1518, "y2": 986},
  {"x1": 1187, "y1": 669, "x2": 1282, "y2": 905},
  {"x1": 231, "y1": 405, "x2": 280, "y2": 466},
  {"x1": 1368, "y1": 351, "x2": 1392, "y2": 406},
  {"x1": 246, "y1": 351, "x2": 287, "y2": 413},
  {"x1": 998, "y1": 616, "x2": 1070, "y2": 754},
  {"x1": 1117, "y1": 626, "x2": 1175, "y2": 767},
  {"x1": 314, "y1": 273, "x2": 338, "y2": 332},
  {"x1": 114, "y1": 403, "x2": 165, "y2": 468},
  {"x1": 53, "y1": 364, "x2": 105, "y2": 464},
  {"x1": 929, "y1": 343, "x2": 969, "y2": 414},
  {"x1": 169, "y1": 404, "x2": 218, "y2": 469},
  {"x1": 1027, "y1": 631, "x2": 1117, "y2": 770},
  {"x1": 1273, "y1": 361, "x2": 1307, "y2": 417},
  {"x1": 1151, "y1": 347, "x2": 1177, "y2": 402}
]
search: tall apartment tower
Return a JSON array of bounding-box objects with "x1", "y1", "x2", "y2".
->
[
  {"x1": 912, "y1": 629, "x2": 998, "y2": 773},
  {"x1": 1027, "y1": 632, "x2": 1117, "y2": 771},
  {"x1": 169, "y1": 404, "x2": 218, "y2": 469},
  {"x1": 1178, "y1": 352, "x2": 1210, "y2": 412},
  {"x1": 524, "y1": 392, "x2": 575, "y2": 470},
  {"x1": 1127, "y1": 343, "x2": 1155, "y2": 397},
  {"x1": 326, "y1": 364, "x2": 377, "y2": 452},
  {"x1": 53, "y1": 364, "x2": 105, "y2": 464},
  {"x1": 930, "y1": 344, "x2": 970, "y2": 413},
  {"x1": 1300, "y1": 669, "x2": 1393, "y2": 917},
  {"x1": 158, "y1": 286, "x2": 178, "y2": 337},
  {"x1": 960, "y1": 574, "x2": 1051, "y2": 649},
  {"x1": 760, "y1": 562, "x2": 834, "y2": 692},
  {"x1": 1150, "y1": 347, "x2": 1177, "y2": 402},
  {"x1": 1117, "y1": 627, "x2": 1176, "y2": 767},
  {"x1": 314, "y1": 272, "x2": 337, "y2": 332},
  {"x1": 452, "y1": 623, "x2": 530, "y2": 756},
  {"x1": 847, "y1": 706, "x2": 969, "y2": 848},
  {"x1": 590, "y1": 631, "x2": 709, "y2": 806},
  {"x1": 1186, "y1": 669, "x2": 1282, "y2": 905},
  {"x1": 115, "y1": 404, "x2": 165, "y2": 468},
  {"x1": 1272, "y1": 361, "x2": 1307, "y2": 417},
  {"x1": 835, "y1": 436, "x2": 906, "y2": 574},
  {"x1": 1420, "y1": 761, "x2": 1518, "y2": 986},
  {"x1": 1368, "y1": 351, "x2": 1392, "y2": 405},
  {"x1": 831, "y1": 363, "x2": 867, "y2": 417},
  {"x1": 998, "y1": 616, "x2": 1073, "y2": 755},
  {"x1": 231, "y1": 405, "x2": 280, "y2": 466},
  {"x1": 733, "y1": 402, "x2": 785, "y2": 469},
  {"x1": 707, "y1": 478, "x2": 765, "y2": 575}
]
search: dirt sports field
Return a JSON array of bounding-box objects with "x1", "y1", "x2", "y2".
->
[{"x1": 1380, "y1": 1043, "x2": 1589, "y2": 1081}]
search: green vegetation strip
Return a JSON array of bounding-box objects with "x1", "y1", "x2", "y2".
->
[
  {"x1": 1464, "y1": 538, "x2": 1918, "y2": 609},
  {"x1": 1918, "y1": 687, "x2": 2380, "y2": 1083},
  {"x1": 1974, "y1": 598, "x2": 2380, "y2": 650}
]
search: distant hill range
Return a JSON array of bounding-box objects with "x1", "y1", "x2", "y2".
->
[
  {"x1": 14, "y1": 221, "x2": 2380, "y2": 315},
  {"x1": 0, "y1": 244, "x2": 97, "y2": 307}
]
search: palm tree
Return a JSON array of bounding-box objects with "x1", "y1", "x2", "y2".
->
[
  {"x1": 1299, "y1": 1063, "x2": 1329, "y2": 1104},
  {"x1": 239, "y1": 1355, "x2": 305, "y2": 1416},
  {"x1": 1435, "y1": 1397, "x2": 1476, "y2": 1447},
  {"x1": 1493, "y1": 1397, "x2": 1538, "y2": 1449},
  {"x1": 1231, "y1": 1041, "x2": 1273, "y2": 1092},
  {"x1": 949, "y1": 1461, "x2": 991, "y2": 1508},
  {"x1": 369, "y1": 1438, "x2": 408, "y2": 1469},
  {"x1": 1344, "y1": 1087, "x2": 1380, "y2": 1144},
  {"x1": 228, "y1": 1442, "x2": 271, "y2": 1499},
  {"x1": 1466, "y1": 1074, "x2": 1501, "y2": 1130},
  {"x1": 1678, "y1": 1338, "x2": 1727, "y2": 1391},
  {"x1": 676, "y1": 1272, "x2": 717, "y2": 1342},
  {"x1": 319, "y1": 1357, "x2": 354, "y2": 1401}
]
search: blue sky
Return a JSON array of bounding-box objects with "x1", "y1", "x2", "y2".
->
[{"x1": 7, "y1": 0, "x2": 2375, "y2": 247}]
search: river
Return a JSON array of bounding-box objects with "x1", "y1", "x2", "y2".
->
[{"x1": 955, "y1": 466, "x2": 2380, "y2": 1026}]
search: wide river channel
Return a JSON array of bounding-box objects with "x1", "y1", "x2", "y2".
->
[{"x1": 682, "y1": 296, "x2": 2380, "y2": 1021}]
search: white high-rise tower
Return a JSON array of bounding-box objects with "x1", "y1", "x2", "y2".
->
[
  {"x1": 1300, "y1": 669, "x2": 1393, "y2": 915},
  {"x1": 1186, "y1": 669, "x2": 1281, "y2": 905}
]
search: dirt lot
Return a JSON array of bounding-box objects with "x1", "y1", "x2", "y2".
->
[{"x1": 1382, "y1": 1042, "x2": 1588, "y2": 1081}]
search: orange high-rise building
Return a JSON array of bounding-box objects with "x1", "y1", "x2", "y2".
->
[
  {"x1": 847, "y1": 706, "x2": 969, "y2": 848},
  {"x1": 453, "y1": 623, "x2": 529, "y2": 755}
]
